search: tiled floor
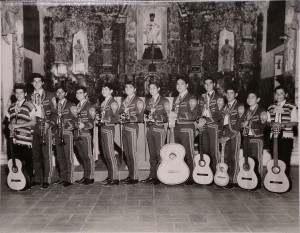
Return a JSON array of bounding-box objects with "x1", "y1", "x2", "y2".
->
[{"x1": 0, "y1": 166, "x2": 299, "y2": 233}]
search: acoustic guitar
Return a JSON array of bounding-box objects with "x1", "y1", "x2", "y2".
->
[
  {"x1": 264, "y1": 125, "x2": 290, "y2": 193},
  {"x1": 237, "y1": 128, "x2": 258, "y2": 190},
  {"x1": 157, "y1": 111, "x2": 190, "y2": 185},
  {"x1": 214, "y1": 140, "x2": 230, "y2": 187},
  {"x1": 192, "y1": 125, "x2": 213, "y2": 185},
  {"x1": 7, "y1": 121, "x2": 29, "y2": 191}
]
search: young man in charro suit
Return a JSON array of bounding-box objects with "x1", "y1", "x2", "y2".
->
[
  {"x1": 142, "y1": 82, "x2": 169, "y2": 185},
  {"x1": 172, "y1": 77, "x2": 199, "y2": 186},
  {"x1": 74, "y1": 86, "x2": 96, "y2": 185},
  {"x1": 118, "y1": 81, "x2": 144, "y2": 185},
  {"x1": 197, "y1": 77, "x2": 224, "y2": 176},
  {"x1": 219, "y1": 86, "x2": 245, "y2": 188},
  {"x1": 27, "y1": 73, "x2": 55, "y2": 189},
  {"x1": 267, "y1": 86, "x2": 298, "y2": 182},
  {"x1": 241, "y1": 91, "x2": 267, "y2": 184},
  {"x1": 8, "y1": 84, "x2": 36, "y2": 190},
  {"x1": 96, "y1": 83, "x2": 120, "y2": 187},
  {"x1": 49, "y1": 85, "x2": 77, "y2": 187}
]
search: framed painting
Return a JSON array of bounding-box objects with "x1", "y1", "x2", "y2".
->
[{"x1": 137, "y1": 6, "x2": 167, "y2": 61}]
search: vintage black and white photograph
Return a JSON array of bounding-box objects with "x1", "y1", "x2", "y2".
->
[{"x1": 0, "y1": 0, "x2": 299, "y2": 232}]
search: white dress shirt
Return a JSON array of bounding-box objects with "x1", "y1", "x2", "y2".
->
[{"x1": 203, "y1": 90, "x2": 214, "y2": 117}]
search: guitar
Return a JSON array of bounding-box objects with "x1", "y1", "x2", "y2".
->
[
  {"x1": 157, "y1": 111, "x2": 190, "y2": 185},
  {"x1": 237, "y1": 128, "x2": 258, "y2": 190},
  {"x1": 264, "y1": 125, "x2": 290, "y2": 193},
  {"x1": 192, "y1": 125, "x2": 213, "y2": 185},
  {"x1": 7, "y1": 120, "x2": 29, "y2": 191},
  {"x1": 214, "y1": 140, "x2": 230, "y2": 187}
]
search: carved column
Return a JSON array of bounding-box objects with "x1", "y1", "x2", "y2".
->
[{"x1": 102, "y1": 16, "x2": 114, "y2": 74}]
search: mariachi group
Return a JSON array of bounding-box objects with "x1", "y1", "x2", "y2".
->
[{"x1": 7, "y1": 72, "x2": 298, "y2": 193}]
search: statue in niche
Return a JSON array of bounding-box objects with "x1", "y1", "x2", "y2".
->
[
  {"x1": 189, "y1": 44, "x2": 204, "y2": 66},
  {"x1": 220, "y1": 39, "x2": 234, "y2": 72},
  {"x1": 72, "y1": 30, "x2": 88, "y2": 75},
  {"x1": 242, "y1": 23, "x2": 253, "y2": 39},
  {"x1": 191, "y1": 29, "x2": 201, "y2": 44},
  {"x1": 103, "y1": 27, "x2": 112, "y2": 44},
  {"x1": 218, "y1": 28, "x2": 234, "y2": 73},
  {"x1": 1, "y1": 3, "x2": 20, "y2": 45},
  {"x1": 142, "y1": 13, "x2": 163, "y2": 59}
]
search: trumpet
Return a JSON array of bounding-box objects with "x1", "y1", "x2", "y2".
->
[
  {"x1": 144, "y1": 107, "x2": 155, "y2": 126},
  {"x1": 74, "y1": 113, "x2": 82, "y2": 141},
  {"x1": 119, "y1": 111, "x2": 130, "y2": 124},
  {"x1": 57, "y1": 99, "x2": 66, "y2": 145},
  {"x1": 35, "y1": 93, "x2": 46, "y2": 145}
]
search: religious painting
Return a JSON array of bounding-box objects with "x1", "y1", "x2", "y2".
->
[
  {"x1": 218, "y1": 28, "x2": 234, "y2": 73},
  {"x1": 137, "y1": 6, "x2": 167, "y2": 61},
  {"x1": 72, "y1": 30, "x2": 89, "y2": 75},
  {"x1": 274, "y1": 53, "x2": 284, "y2": 76}
]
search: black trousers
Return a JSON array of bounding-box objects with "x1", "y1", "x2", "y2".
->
[
  {"x1": 270, "y1": 136, "x2": 293, "y2": 177},
  {"x1": 14, "y1": 144, "x2": 33, "y2": 183}
]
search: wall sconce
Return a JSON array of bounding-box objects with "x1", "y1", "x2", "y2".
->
[{"x1": 51, "y1": 62, "x2": 68, "y2": 77}]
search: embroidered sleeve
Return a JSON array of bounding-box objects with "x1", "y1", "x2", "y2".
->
[{"x1": 260, "y1": 111, "x2": 268, "y2": 124}]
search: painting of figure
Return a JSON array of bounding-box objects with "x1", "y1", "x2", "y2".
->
[{"x1": 137, "y1": 6, "x2": 167, "y2": 61}]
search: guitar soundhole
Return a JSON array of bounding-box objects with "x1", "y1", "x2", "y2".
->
[
  {"x1": 169, "y1": 153, "x2": 176, "y2": 160},
  {"x1": 243, "y1": 164, "x2": 250, "y2": 171},
  {"x1": 219, "y1": 167, "x2": 224, "y2": 172},
  {"x1": 199, "y1": 160, "x2": 206, "y2": 167},
  {"x1": 272, "y1": 166, "x2": 281, "y2": 174},
  {"x1": 12, "y1": 167, "x2": 18, "y2": 173}
]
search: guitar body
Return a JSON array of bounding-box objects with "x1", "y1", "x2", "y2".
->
[
  {"x1": 193, "y1": 153, "x2": 213, "y2": 185},
  {"x1": 214, "y1": 162, "x2": 230, "y2": 187},
  {"x1": 157, "y1": 143, "x2": 190, "y2": 185},
  {"x1": 7, "y1": 158, "x2": 28, "y2": 191},
  {"x1": 264, "y1": 159, "x2": 290, "y2": 193},
  {"x1": 237, "y1": 157, "x2": 258, "y2": 190}
]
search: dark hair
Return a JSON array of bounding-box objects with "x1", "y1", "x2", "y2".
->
[
  {"x1": 102, "y1": 82, "x2": 114, "y2": 91},
  {"x1": 148, "y1": 81, "x2": 160, "y2": 89},
  {"x1": 125, "y1": 81, "x2": 136, "y2": 89},
  {"x1": 76, "y1": 86, "x2": 87, "y2": 93},
  {"x1": 31, "y1": 73, "x2": 45, "y2": 82},
  {"x1": 13, "y1": 83, "x2": 27, "y2": 93},
  {"x1": 54, "y1": 84, "x2": 68, "y2": 93},
  {"x1": 247, "y1": 90, "x2": 260, "y2": 99},
  {"x1": 203, "y1": 76, "x2": 215, "y2": 83},
  {"x1": 226, "y1": 86, "x2": 238, "y2": 94},
  {"x1": 176, "y1": 76, "x2": 189, "y2": 85},
  {"x1": 274, "y1": 85, "x2": 288, "y2": 94}
]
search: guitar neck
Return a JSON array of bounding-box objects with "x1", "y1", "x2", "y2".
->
[
  {"x1": 169, "y1": 128, "x2": 175, "y2": 144},
  {"x1": 244, "y1": 135, "x2": 249, "y2": 165},
  {"x1": 273, "y1": 137, "x2": 278, "y2": 167},
  {"x1": 199, "y1": 131, "x2": 203, "y2": 160},
  {"x1": 220, "y1": 143, "x2": 225, "y2": 163},
  {"x1": 9, "y1": 137, "x2": 16, "y2": 167}
]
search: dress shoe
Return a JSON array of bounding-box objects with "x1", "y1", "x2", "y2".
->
[
  {"x1": 184, "y1": 180, "x2": 195, "y2": 186},
  {"x1": 31, "y1": 181, "x2": 42, "y2": 187},
  {"x1": 124, "y1": 179, "x2": 138, "y2": 185},
  {"x1": 99, "y1": 177, "x2": 111, "y2": 184},
  {"x1": 120, "y1": 177, "x2": 131, "y2": 183},
  {"x1": 63, "y1": 182, "x2": 73, "y2": 187},
  {"x1": 41, "y1": 182, "x2": 50, "y2": 189},
  {"x1": 75, "y1": 177, "x2": 86, "y2": 184},
  {"x1": 82, "y1": 179, "x2": 94, "y2": 185},
  {"x1": 102, "y1": 180, "x2": 119, "y2": 187},
  {"x1": 152, "y1": 178, "x2": 161, "y2": 185},
  {"x1": 224, "y1": 183, "x2": 237, "y2": 189},
  {"x1": 52, "y1": 179, "x2": 64, "y2": 185},
  {"x1": 141, "y1": 177, "x2": 155, "y2": 183}
]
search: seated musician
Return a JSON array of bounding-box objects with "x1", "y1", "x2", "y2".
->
[
  {"x1": 172, "y1": 77, "x2": 199, "y2": 185},
  {"x1": 219, "y1": 86, "x2": 245, "y2": 188},
  {"x1": 266, "y1": 86, "x2": 298, "y2": 181},
  {"x1": 96, "y1": 83, "x2": 120, "y2": 187},
  {"x1": 74, "y1": 86, "x2": 96, "y2": 186},
  {"x1": 49, "y1": 85, "x2": 77, "y2": 187},
  {"x1": 241, "y1": 91, "x2": 267, "y2": 184},
  {"x1": 141, "y1": 82, "x2": 169, "y2": 185},
  {"x1": 118, "y1": 81, "x2": 144, "y2": 185},
  {"x1": 8, "y1": 83, "x2": 36, "y2": 190}
]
